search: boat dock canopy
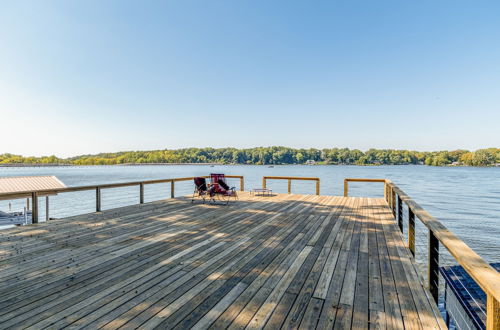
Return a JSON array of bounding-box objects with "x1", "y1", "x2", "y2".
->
[{"x1": 0, "y1": 176, "x2": 66, "y2": 200}]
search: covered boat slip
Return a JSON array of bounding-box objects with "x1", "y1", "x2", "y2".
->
[{"x1": 0, "y1": 192, "x2": 444, "y2": 329}]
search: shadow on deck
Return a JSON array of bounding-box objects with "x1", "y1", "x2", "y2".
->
[{"x1": 0, "y1": 192, "x2": 445, "y2": 329}]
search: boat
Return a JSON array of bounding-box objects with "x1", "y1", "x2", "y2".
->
[{"x1": 0, "y1": 209, "x2": 31, "y2": 226}]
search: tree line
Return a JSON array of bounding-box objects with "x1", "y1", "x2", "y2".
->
[{"x1": 1, "y1": 147, "x2": 499, "y2": 166}]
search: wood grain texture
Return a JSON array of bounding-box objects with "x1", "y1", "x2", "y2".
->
[{"x1": 0, "y1": 192, "x2": 444, "y2": 329}]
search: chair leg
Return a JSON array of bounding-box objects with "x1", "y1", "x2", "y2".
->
[{"x1": 192, "y1": 190, "x2": 208, "y2": 204}]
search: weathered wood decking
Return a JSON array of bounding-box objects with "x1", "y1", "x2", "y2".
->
[{"x1": 0, "y1": 192, "x2": 445, "y2": 329}]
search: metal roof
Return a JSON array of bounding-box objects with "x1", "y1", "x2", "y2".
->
[{"x1": 0, "y1": 176, "x2": 66, "y2": 200}]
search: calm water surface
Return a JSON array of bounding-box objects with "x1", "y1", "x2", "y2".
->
[{"x1": 1, "y1": 165, "x2": 499, "y2": 264}]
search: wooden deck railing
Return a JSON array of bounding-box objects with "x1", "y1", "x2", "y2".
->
[
  {"x1": 345, "y1": 178, "x2": 500, "y2": 329},
  {"x1": 343, "y1": 178, "x2": 387, "y2": 198},
  {"x1": 0, "y1": 175, "x2": 244, "y2": 224},
  {"x1": 262, "y1": 176, "x2": 320, "y2": 195}
]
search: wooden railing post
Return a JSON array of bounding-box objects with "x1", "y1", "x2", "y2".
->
[
  {"x1": 139, "y1": 183, "x2": 144, "y2": 204},
  {"x1": 428, "y1": 230, "x2": 439, "y2": 303},
  {"x1": 397, "y1": 195, "x2": 403, "y2": 232},
  {"x1": 170, "y1": 181, "x2": 175, "y2": 198},
  {"x1": 31, "y1": 192, "x2": 38, "y2": 224},
  {"x1": 391, "y1": 189, "x2": 396, "y2": 217},
  {"x1": 262, "y1": 177, "x2": 266, "y2": 189},
  {"x1": 408, "y1": 207, "x2": 415, "y2": 257},
  {"x1": 240, "y1": 177, "x2": 244, "y2": 191},
  {"x1": 287, "y1": 179, "x2": 291, "y2": 194},
  {"x1": 344, "y1": 179, "x2": 348, "y2": 197},
  {"x1": 387, "y1": 186, "x2": 392, "y2": 208},
  {"x1": 316, "y1": 179, "x2": 320, "y2": 195},
  {"x1": 96, "y1": 187, "x2": 101, "y2": 212},
  {"x1": 45, "y1": 196, "x2": 49, "y2": 221},
  {"x1": 384, "y1": 182, "x2": 388, "y2": 202},
  {"x1": 487, "y1": 294, "x2": 500, "y2": 329}
]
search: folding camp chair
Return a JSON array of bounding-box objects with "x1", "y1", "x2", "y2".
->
[
  {"x1": 192, "y1": 177, "x2": 214, "y2": 203},
  {"x1": 210, "y1": 173, "x2": 238, "y2": 204}
]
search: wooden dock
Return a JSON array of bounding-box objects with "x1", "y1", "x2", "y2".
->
[{"x1": 0, "y1": 192, "x2": 445, "y2": 329}]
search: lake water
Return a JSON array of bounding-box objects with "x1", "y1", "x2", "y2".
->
[{"x1": 1, "y1": 164, "x2": 499, "y2": 266}]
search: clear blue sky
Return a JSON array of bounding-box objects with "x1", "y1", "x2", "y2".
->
[{"x1": 1, "y1": 1, "x2": 499, "y2": 157}]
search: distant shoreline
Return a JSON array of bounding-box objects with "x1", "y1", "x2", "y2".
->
[
  {"x1": 3, "y1": 147, "x2": 499, "y2": 167},
  {"x1": 0, "y1": 163, "x2": 497, "y2": 168},
  {"x1": 0, "y1": 163, "x2": 223, "y2": 167}
]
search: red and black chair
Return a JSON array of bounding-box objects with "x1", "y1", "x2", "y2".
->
[
  {"x1": 210, "y1": 173, "x2": 238, "y2": 204},
  {"x1": 192, "y1": 177, "x2": 215, "y2": 203}
]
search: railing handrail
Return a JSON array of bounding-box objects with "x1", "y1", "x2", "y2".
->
[
  {"x1": 262, "y1": 176, "x2": 320, "y2": 195},
  {"x1": 343, "y1": 178, "x2": 386, "y2": 197},
  {"x1": 0, "y1": 175, "x2": 245, "y2": 224},
  {"x1": 0, "y1": 175, "x2": 244, "y2": 200},
  {"x1": 345, "y1": 177, "x2": 500, "y2": 328},
  {"x1": 262, "y1": 176, "x2": 320, "y2": 181},
  {"x1": 385, "y1": 180, "x2": 500, "y2": 303}
]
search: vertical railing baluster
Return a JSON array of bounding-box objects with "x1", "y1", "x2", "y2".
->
[
  {"x1": 397, "y1": 195, "x2": 403, "y2": 232},
  {"x1": 316, "y1": 179, "x2": 320, "y2": 195},
  {"x1": 408, "y1": 207, "x2": 415, "y2": 257},
  {"x1": 428, "y1": 230, "x2": 439, "y2": 303},
  {"x1": 240, "y1": 177, "x2": 244, "y2": 191},
  {"x1": 170, "y1": 181, "x2": 175, "y2": 198},
  {"x1": 140, "y1": 183, "x2": 144, "y2": 204},
  {"x1": 96, "y1": 187, "x2": 101, "y2": 212},
  {"x1": 31, "y1": 192, "x2": 38, "y2": 224},
  {"x1": 344, "y1": 179, "x2": 348, "y2": 197},
  {"x1": 287, "y1": 179, "x2": 291, "y2": 194}
]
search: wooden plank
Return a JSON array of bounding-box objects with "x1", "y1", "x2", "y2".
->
[
  {"x1": 378, "y1": 199, "x2": 422, "y2": 329},
  {"x1": 263, "y1": 293, "x2": 297, "y2": 329},
  {"x1": 332, "y1": 197, "x2": 364, "y2": 329},
  {"x1": 372, "y1": 198, "x2": 405, "y2": 330},
  {"x1": 245, "y1": 246, "x2": 313, "y2": 329},
  {"x1": 313, "y1": 197, "x2": 355, "y2": 300},
  {"x1": 366, "y1": 198, "x2": 386, "y2": 329},
  {"x1": 316, "y1": 197, "x2": 359, "y2": 329},
  {"x1": 298, "y1": 297, "x2": 324, "y2": 329},
  {"x1": 351, "y1": 198, "x2": 370, "y2": 329},
  {"x1": 191, "y1": 282, "x2": 248, "y2": 330},
  {"x1": 280, "y1": 199, "x2": 349, "y2": 328}
]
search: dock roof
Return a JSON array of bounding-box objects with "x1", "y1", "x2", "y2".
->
[{"x1": 0, "y1": 175, "x2": 66, "y2": 200}]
